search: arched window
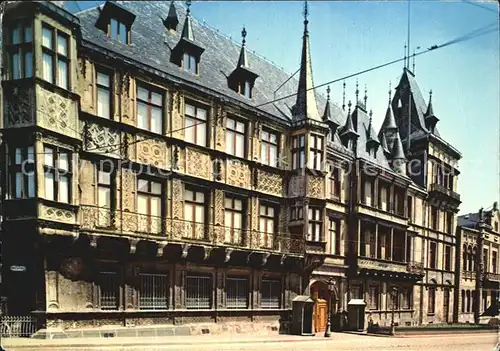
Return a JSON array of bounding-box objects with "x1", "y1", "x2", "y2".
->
[
  {"x1": 463, "y1": 246, "x2": 467, "y2": 271},
  {"x1": 428, "y1": 286, "x2": 436, "y2": 314}
]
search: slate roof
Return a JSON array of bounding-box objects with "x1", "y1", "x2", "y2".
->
[{"x1": 76, "y1": 1, "x2": 346, "y2": 125}]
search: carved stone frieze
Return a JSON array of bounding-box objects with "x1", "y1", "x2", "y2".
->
[
  {"x1": 308, "y1": 175, "x2": 325, "y2": 199},
  {"x1": 84, "y1": 123, "x2": 120, "y2": 157},
  {"x1": 214, "y1": 190, "x2": 224, "y2": 226},
  {"x1": 37, "y1": 86, "x2": 77, "y2": 138},
  {"x1": 136, "y1": 136, "x2": 166, "y2": 169},
  {"x1": 171, "y1": 91, "x2": 184, "y2": 139},
  {"x1": 121, "y1": 168, "x2": 136, "y2": 227},
  {"x1": 257, "y1": 170, "x2": 282, "y2": 196},
  {"x1": 4, "y1": 85, "x2": 34, "y2": 127},
  {"x1": 186, "y1": 148, "x2": 211, "y2": 179},
  {"x1": 226, "y1": 160, "x2": 250, "y2": 188},
  {"x1": 40, "y1": 204, "x2": 76, "y2": 224},
  {"x1": 172, "y1": 179, "x2": 183, "y2": 219},
  {"x1": 121, "y1": 74, "x2": 133, "y2": 126},
  {"x1": 251, "y1": 197, "x2": 258, "y2": 231}
]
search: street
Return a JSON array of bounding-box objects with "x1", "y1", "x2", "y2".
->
[{"x1": 3, "y1": 332, "x2": 498, "y2": 351}]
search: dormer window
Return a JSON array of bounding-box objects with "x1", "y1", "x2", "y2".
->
[
  {"x1": 183, "y1": 52, "x2": 198, "y2": 74},
  {"x1": 109, "y1": 18, "x2": 128, "y2": 44},
  {"x1": 240, "y1": 80, "x2": 252, "y2": 99},
  {"x1": 228, "y1": 27, "x2": 258, "y2": 99}
]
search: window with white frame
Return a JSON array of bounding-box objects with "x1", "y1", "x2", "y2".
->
[
  {"x1": 224, "y1": 196, "x2": 244, "y2": 245},
  {"x1": 97, "y1": 166, "x2": 114, "y2": 227},
  {"x1": 185, "y1": 103, "x2": 207, "y2": 146},
  {"x1": 291, "y1": 135, "x2": 305, "y2": 169},
  {"x1": 42, "y1": 24, "x2": 69, "y2": 89},
  {"x1": 363, "y1": 179, "x2": 373, "y2": 206},
  {"x1": 226, "y1": 277, "x2": 248, "y2": 309},
  {"x1": 259, "y1": 204, "x2": 276, "y2": 249},
  {"x1": 10, "y1": 146, "x2": 35, "y2": 199},
  {"x1": 226, "y1": 118, "x2": 245, "y2": 158},
  {"x1": 186, "y1": 274, "x2": 212, "y2": 309},
  {"x1": 137, "y1": 86, "x2": 163, "y2": 134},
  {"x1": 96, "y1": 70, "x2": 111, "y2": 118},
  {"x1": 109, "y1": 18, "x2": 128, "y2": 44},
  {"x1": 137, "y1": 179, "x2": 162, "y2": 234},
  {"x1": 261, "y1": 130, "x2": 278, "y2": 167},
  {"x1": 183, "y1": 52, "x2": 198, "y2": 74},
  {"x1": 43, "y1": 146, "x2": 71, "y2": 203},
  {"x1": 7, "y1": 21, "x2": 33, "y2": 79},
  {"x1": 99, "y1": 271, "x2": 119, "y2": 310},
  {"x1": 307, "y1": 207, "x2": 322, "y2": 242},
  {"x1": 379, "y1": 184, "x2": 388, "y2": 211},
  {"x1": 183, "y1": 188, "x2": 206, "y2": 240},
  {"x1": 139, "y1": 273, "x2": 168, "y2": 310},
  {"x1": 308, "y1": 135, "x2": 323, "y2": 170},
  {"x1": 261, "y1": 279, "x2": 280, "y2": 309}
]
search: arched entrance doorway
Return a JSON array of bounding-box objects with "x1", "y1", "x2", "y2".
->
[{"x1": 310, "y1": 280, "x2": 338, "y2": 333}]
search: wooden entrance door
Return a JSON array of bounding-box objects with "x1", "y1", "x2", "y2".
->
[
  {"x1": 443, "y1": 288, "x2": 450, "y2": 323},
  {"x1": 314, "y1": 299, "x2": 327, "y2": 332}
]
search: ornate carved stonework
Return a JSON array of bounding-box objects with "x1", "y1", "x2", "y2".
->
[
  {"x1": 121, "y1": 74, "x2": 133, "y2": 125},
  {"x1": 40, "y1": 204, "x2": 76, "y2": 224},
  {"x1": 288, "y1": 175, "x2": 306, "y2": 197},
  {"x1": 186, "y1": 148, "x2": 211, "y2": 179},
  {"x1": 214, "y1": 190, "x2": 224, "y2": 226},
  {"x1": 171, "y1": 91, "x2": 184, "y2": 139},
  {"x1": 46, "y1": 271, "x2": 59, "y2": 310},
  {"x1": 308, "y1": 175, "x2": 325, "y2": 199},
  {"x1": 37, "y1": 86, "x2": 77, "y2": 138},
  {"x1": 251, "y1": 197, "x2": 258, "y2": 231},
  {"x1": 4, "y1": 86, "x2": 34, "y2": 127},
  {"x1": 257, "y1": 170, "x2": 282, "y2": 196},
  {"x1": 84, "y1": 123, "x2": 120, "y2": 157},
  {"x1": 172, "y1": 179, "x2": 183, "y2": 219},
  {"x1": 122, "y1": 168, "x2": 136, "y2": 213},
  {"x1": 279, "y1": 204, "x2": 289, "y2": 235},
  {"x1": 226, "y1": 160, "x2": 250, "y2": 188},
  {"x1": 252, "y1": 122, "x2": 261, "y2": 162},
  {"x1": 60, "y1": 257, "x2": 84, "y2": 281},
  {"x1": 136, "y1": 136, "x2": 166, "y2": 169},
  {"x1": 79, "y1": 159, "x2": 95, "y2": 205}
]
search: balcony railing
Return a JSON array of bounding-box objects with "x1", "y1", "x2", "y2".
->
[
  {"x1": 483, "y1": 272, "x2": 500, "y2": 282},
  {"x1": 430, "y1": 183, "x2": 460, "y2": 202},
  {"x1": 79, "y1": 205, "x2": 304, "y2": 254}
]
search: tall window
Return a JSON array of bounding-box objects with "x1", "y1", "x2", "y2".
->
[
  {"x1": 329, "y1": 166, "x2": 341, "y2": 200},
  {"x1": 226, "y1": 277, "x2": 248, "y2": 309},
  {"x1": 430, "y1": 206, "x2": 439, "y2": 231},
  {"x1": 186, "y1": 274, "x2": 211, "y2": 309},
  {"x1": 379, "y1": 184, "x2": 388, "y2": 211},
  {"x1": 96, "y1": 71, "x2": 111, "y2": 118},
  {"x1": 7, "y1": 21, "x2": 33, "y2": 79},
  {"x1": 42, "y1": 25, "x2": 69, "y2": 89},
  {"x1": 429, "y1": 241, "x2": 437, "y2": 269},
  {"x1": 261, "y1": 130, "x2": 278, "y2": 167},
  {"x1": 446, "y1": 212, "x2": 454, "y2": 234},
  {"x1": 493, "y1": 251, "x2": 498, "y2": 273},
  {"x1": 109, "y1": 18, "x2": 128, "y2": 44},
  {"x1": 259, "y1": 204, "x2": 276, "y2": 249},
  {"x1": 10, "y1": 146, "x2": 35, "y2": 199},
  {"x1": 466, "y1": 290, "x2": 471, "y2": 312},
  {"x1": 224, "y1": 196, "x2": 244, "y2": 245},
  {"x1": 389, "y1": 289, "x2": 399, "y2": 310},
  {"x1": 407, "y1": 196, "x2": 413, "y2": 221},
  {"x1": 307, "y1": 207, "x2": 322, "y2": 242},
  {"x1": 291, "y1": 135, "x2": 305, "y2": 169},
  {"x1": 43, "y1": 146, "x2": 71, "y2": 203},
  {"x1": 329, "y1": 218, "x2": 341, "y2": 255},
  {"x1": 309, "y1": 134, "x2": 323, "y2": 170},
  {"x1": 364, "y1": 179, "x2": 373, "y2": 206},
  {"x1": 185, "y1": 103, "x2": 207, "y2": 146},
  {"x1": 139, "y1": 273, "x2": 168, "y2": 310},
  {"x1": 137, "y1": 179, "x2": 162, "y2": 234},
  {"x1": 461, "y1": 290, "x2": 465, "y2": 313},
  {"x1": 183, "y1": 188, "x2": 206, "y2": 240},
  {"x1": 261, "y1": 279, "x2": 280, "y2": 309},
  {"x1": 401, "y1": 288, "x2": 411, "y2": 310},
  {"x1": 99, "y1": 271, "x2": 119, "y2": 310},
  {"x1": 428, "y1": 286, "x2": 436, "y2": 314},
  {"x1": 240, "y1": 80, "x2": 252, "y2": 98},
  {"x1": 97, "y1": 166, "x2": 114, "y2": 227},
  {"x1": 137, "y1": 86, "x2": 163, "y2": 134},
  {"x1": 226, "y1": 118, "x2": 245, "y2": 158},
  {"x1": 444, "y1": 245, "x2": 452, "y2": 271},
  {"x1": 368, "y1": 286, "x2": 379, "y2": 310},
  {"x1": 183, "y1": 52, "x2": 197, "y2": 74},
  {"x1": 290, "y1": 204, "x2": 303, "y2": 221}
]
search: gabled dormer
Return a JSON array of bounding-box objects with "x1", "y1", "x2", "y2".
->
[
  {"x1": 424, "y1": 90, "x2": 439, "y2": 134},
  {"x1": 228, "y1": 27, "x2": 258, "y2": 99},
  {"x1": 339, "y1": 101, "x2": 359, "y2": 150},
  {"x1": 163, "y1": 1, "x2": 179, "y2": 33},
  {"x1": 321, "y1": 86, "x2": 340, "y2": 138},
  {"x1": 95, "y1": 1, "x2": 136, "y2": 45},
  {"x1": 170, "y1": 1, "x2": 205, "y2": 75}
]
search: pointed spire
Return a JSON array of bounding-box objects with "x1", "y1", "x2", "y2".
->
[
  {"x1": 342, "y1": 81, "x2": 346, "y2": 111},
  {"x1": 322, "y1": 86, "x2": 331, "y2": 121},
  {"x1": 164, "y1": 0, "x2": 179, "y2": 32},
  {"x1": 237, "y1": 26, "x2": 249, "y2": 68},
  {"x1": 364, "y1": 84, "x2": 368, "y2": 109},
  {"x1": 181, "y1": 0, "x2": 195, "y2": 41},
  {"x1": 380, "y1": 131, "x2": 390, "y2": 154},
  {"x1": 392, "y1": 133, "x2": 406, "y2": 160},
  {"x1": 366, "y1": 110, "x2": 379, "y2": 145},
  {"x1": 381, "y1": 82, "x2": 397, "y2": 131},
  {"x1": 293, "y1": 0, "x2": 320, "y2": 121},
  {"x1": 355, "y1": 79, "x2": 359, "y2": 106},
  {"x1": 341, "y1": 100, "x2": 357, "y2": 137},
  {"x1": 424, "y1": 89, "x2": 439, "y2": 133},
  {"x1": 425, "y1": 90, "x2": 435, "y2": 117}
]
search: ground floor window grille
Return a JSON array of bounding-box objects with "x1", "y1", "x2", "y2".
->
[
  {"x1": 139, "y1": 273, "x2": 168, "y2": 310},
  {"x1": 99, "y1": 271, "x2": 119, "y2": 310},
  {"x1": 186, "y1": 274, "x2": 212, "y2": 309},
  {"x1": 261, "y1": 279, "x2": 280, "y2": 309},
  {"x1": 226, "y1": 277, "x2": 249, "y2": 309}
]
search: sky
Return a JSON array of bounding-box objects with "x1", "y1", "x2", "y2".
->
[{"x1": 65, "y1": 1, "x2": 500, "y2": 215}]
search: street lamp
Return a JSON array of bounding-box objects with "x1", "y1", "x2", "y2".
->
[
  {"x1": 390, "y1": 286, "x2": 398, "y2": 335},
  {"x1": 324, "y1": 278, "x2": 335, "y2": 337}
]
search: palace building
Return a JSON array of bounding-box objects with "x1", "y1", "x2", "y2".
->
[{"x1": 0, "y1": 0, "x2": 462, "y2": 335}]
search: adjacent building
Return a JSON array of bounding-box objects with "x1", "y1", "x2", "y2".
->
[{"x1": 0, "y1": 0, "x2": 463, "y2": 334}]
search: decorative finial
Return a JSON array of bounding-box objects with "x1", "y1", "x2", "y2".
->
[
  {"x1": 364, "y1": 84, "x2": 368, "y2": 109},
  {"x1": 347, "y1": 100, "x2": 352, "y2": 115},
  {"x1": 186, "y1": 0, "x2": 191, "y2": 15},
  {"x1": 302, "y1": 0, "x2": 309, "y2": 32},
  {"x1": 369, "y1": 109, "x2": 373, "y2": 122},
  {"x1": 412, "y1": 49, "x2": 416, "y2": 72},
  {"x1": 342, "y1": 81, "x2": 346, "y2": 111},
  {"x1": 429, "y1": 89, "x2": 433, "y2": 100},
  {"x1": 404, "y1": 43, "x2": 407, "y2": 68},
  {"x1": 241, "y1": 26, "x2": 247, "y2": 46},
  {"x1": 326, "y1": 86, "x2": 331, "y2": 101},
  {"x1": 355, "y1": 79, "x2": 359, "y2": 105},
  {"x1": 388, "y1": 81, "x2": 392, "y2": 104}
]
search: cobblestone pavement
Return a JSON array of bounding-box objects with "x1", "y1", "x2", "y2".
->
[{"x1": 3, "y1": 333, "x2": 498, "y2": 351}]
